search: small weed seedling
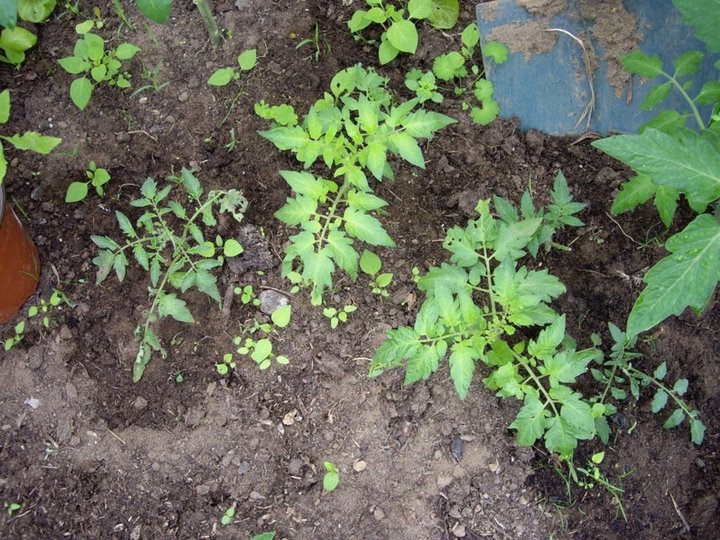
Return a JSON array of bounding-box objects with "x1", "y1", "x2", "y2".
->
[
  {"x1": 91, "y1": 168, "x2": 247, "y2": 381},
  {"x1": 58, "y1": 20, "x2": 140, "y2": 110},
  {"x1": 4, "y1": 502, "x2": 21, "y2": 516},
  {"x1": 323, "y1": 461, "x2": 339, "y2": 492},
  {"x1": 224, "y1": 304, "x2": 292, "y2": 372},
  {"x1": 574, "y1": 451, "x2": 628, "y2": 521},
  {"x1": 65, "y1": 161, "x2": 111, "y2": 203},
  {"x1": 348, "y1": 0, "x2": 459, "y2": 65},
  {"x1": 207, "y1": 49, "x2": 257, "y2": 86},
  {"x1": 220, "y1": 504, "x2": 235, "y2": 525},
  {"x1": 0, "y1": 90, "x2": 61, "y2": 185},
  {"x1": 2, "y1": 289, "x2": 71, "y2": 350},
  {"x1": 323, "y1": 304, "x2": 357, "y2": 329},
  {"x1": 251, "y1": 533, "x2": 276, "y2": 540},
  {"x1": 234, "y1": 284, "x2": 261, "y2": 307},
  {"x1": 296, "y1": 23, "x2": 330, "y2": 62},
  {"x1": 360, "y1": 249, "x2": 392, "y2": 297}
]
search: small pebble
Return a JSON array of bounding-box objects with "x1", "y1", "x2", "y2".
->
[
  {"x1": 373, "y1": 508, "x2": 385, "y2": 521},
  {"x1": 133, "y1": 396, "x2": 148, "y2": 409},
  {"x1": 353, "y1": 460, "x2": 367, "y2": 472},
  {"x1": 437, "y1": 473, "x2": 453, "y2": 489},
  {"x1": 178, "y1": 91, "x2": 189, "y2": 102},
  {"x1": 452, "y1": 524, "x2": 466, "y2": 537}
]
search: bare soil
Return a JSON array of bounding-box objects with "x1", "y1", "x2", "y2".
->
[{"x1": 0, "y1": 1, "x2": 718, "y2": 539}]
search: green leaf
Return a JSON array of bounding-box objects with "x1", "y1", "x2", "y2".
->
[
  {"x1": 378, "y1": 38, "x2": 399, "y2": 65},
  {"x1": 449, "y1": 341, "x2": 475, "y2": 399},
  {"x1": 621, "y1": 51, "x2": 663, "y2": 78},
  {"x1": 364, "y1": 142, "x2": 387, "y2": 180},
  {"x1": 274, "y1": 195, "x2": 317, "y2": 226},
  {"x1": 404, "y1": 344, "x2": 440, "y2": 385},
  {"x1": 115, "y1": 42, "x2": 140, "y2": 60},
  {"x1": 386, "y1": 19, "x2": 418, "y2": 54},
  {"x1": 252, "y1": 338, "x2": 273, "y2": 362},
  {"x1": 663, "y1": 408, "x2": 685, "y2": 429},
  {"x1": 2, "y1": 132, "x2": 61, "y2": 154},
  {"x1": 223, "y1": 238, "x2": 243, "y2": 257},
  {"x1": 673, "y1": 378, "x2": 689, "y2": 396},
  {"x1": 69, "y1": 77, "x2": 93, "y2": 110},
  {"x1": 672, "y1": 0, "x2": 720, "y2": 53},
  {"x1": 258, "y1": 126, "x2": 308, "y2": 151},
  {"x1": 627, "y1": 214, "x2": 720, "y2": 337},
  {"x1": 271, "y1": 304, "x2": 292, "y2": 328},
  {"x1": 509, "y1": 395, "x2": 546, "y2": 446},
  {"x1": 0, "y1": 0, "x2": 17, "y2": 28},
  {"x1": 135, "y1": 0, "x2": 173, "y2": 23},
  {"x1": 428, "y1": 0, "x2": 459, "y2": 29},
  {"x1": 0, "y1": 89, "x2": 9, "y2": 124},
  {"x1": 408, "y1": 0, "x2": 432, "y2": 19},
  {"x1": 237, "y1": 48, "x2": 257, "y2": 70},
  {"x1": 401, "y1": 109, "x2": 456, "y2": 138},
  {"x1": 302, "y1": 248, "x2": 334, "y2": 305},
  {"x1": 196, "y1": 269, "x2": 221, "y2": 302},
  {"x1": 0, "y1": 25, "x2": 37, "y2": 53},
  {"x1": 90, "y1": 64, "x2": 107, "y2": 83},
  {"x1": 641, "y1": 81, "x2": 671, "y2": 110},
  {"x1": 461, "y1": 22, "x2": 480, "y2": 49},
  {"x1": 673, "y1": 50, "x2": 703, "y2": 77},
  {"x1": 560, "y1": 395, "x2": 595, "y2": 436},
  {"x1": 483, "y1": 41, "x2": 509, "y2": 64},
  {"x1": 544, "y1": 416, "x2": 578, "y2": 458},
  {"x1": 653, "y1": 185, "x2": 679, "y2": 228},
  {"x1": 651, "y1": 390, "x2": 668, "y2": 413},
  {"x1": 690, "y1": 419, "x2": 706, "y2": 444},
  {"x1": 280, "y1": 170, "x2": 327, "y2": 199},
  {"x1": 528, "y1": 315, "x2": 565, "y2": 359},
  {"x1": 208, "y1": 67, "x2": 235, "y2": 86},
  {"x1": 593, "y1": 129, "x2": 720, "y2": 210},
  {"x1": 327, "y1": 230, "x2": 358, "y2": 280},
  {"x1": 387, "y1": 131, "x2": 424, "y2": 168},
  {"x1": 697, "y1": 81, "x2": 720, "y2": 104},
  {"x1": 132, "y1": 245, "x2": 149, "y2": 271},
  {"x1": 370, "y1": 326, "x2": 421, "y2": 376},
  {"x1": 360, "y1": 249, "x2": 381, "y2": 276},
  {"x1": 347, "y1": 190, "x2": 387, "y2": 211},
  {"x1": 58, "y1": 56, "x2": 89, "y2": 74},
  {"x1": 611, "y1": 174, "x2": 655, "y2": 214},
  {"x1": 65, "y1": 181, "x2": 88, "y2": 203},
  {"x1": 343, "y1": 207, "x2": 395, "y2": 247},
  {"x1": 115, "y1": 210, "x2": 136, "y2": 238},
  {"x1": 653, "y1": 361, "x2": 667, "y2": 380},
  {"x1": 158, "y1": 293, "x2": 195, "y2": 323}
]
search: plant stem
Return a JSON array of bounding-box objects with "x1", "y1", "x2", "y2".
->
[
  {"x1": 194, "y1": 0, "x2": 221, "y2": 47},
  {"x1": 663, "y1": 71, "x2": 705, "y2": 130},
  {"x1": 624, "y1": 365, "x2": 695, "y2": 419}
]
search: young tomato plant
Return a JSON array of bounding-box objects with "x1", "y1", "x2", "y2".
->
[
  {"x1": 348, "y1": 0, "x2": 459, "y2": 65},
  {"x1": 591, "y1": 2, "x2": 720, "y2": 338},
  {"x1": 207, "y1": 49, "x2": 257, "y2": 86},
  {"x1": 58, "y1": 20, "x2": 140, "y2": 110},
  {"x1": 370, "y1": 173, "x2": 598, "y2": 460},
  {"x1": 256, "y1": 64, "x2": 455, "y2": 304},
  {"x1": 0, "y1": 90, "x2": 61, "y2": 185},
  {"x1": 65, "y1": 161, "x2": 110, "y2": 203},
  {"x1": 91, "y1": 168, "x2": 247, "y2": 382}
]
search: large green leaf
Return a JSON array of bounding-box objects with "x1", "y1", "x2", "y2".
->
[
  {"x1": 386, "y1": 19, "x2": 418, "y2": 54},
  {"x1": 509, "y1": 395, "x2": 546, "y2": 446},
  {"x1": 0, "y1": 25, "x2": 37, "y2": 52},
  {"x1": 544, "y1": 416, "x2": 578, "y2": 458},
  {"x1": 17, "y1": 0, "x2": 56, "y2": 23},
  {"x1": 158, "y1": 293, "x2": 194, "y2": 323},
  {"x1": 274, "y1": 195, "x2": 317, "y2": 226},
  {"x1": 2, "y1": 131, "x2": 61, "y2": 153},
  {"x1": 134, "y1": 0, "x2": 173, "y2": 23},
  {"x1": 611, "y1": 174, "x2": 656, "y2": 214},
  {"x1": 400, "y1": 109, "x2": 456, "y2": 138},
  {"x1": 343, "y1": 207, "x2": 395, "y2": 247},
  {"x1": 327, "y1": 230, "x2": 358, "y2": 280},
  {"x1": 428, "y1": 0, "x2": 458, "y2": 29},
  {"x1": 593, "y1": 129, "x2": 720, "y2": 211},
  {"x1": 0, "y1": 0, "x2": 16, "y2": 29},
  {"x1": 258, "y1": 126, "x2": 308, "y2": 152},
  {"x1": 387, "y1": 131, "x2": 424, "y2": 168},
  {"x1": 627, "y1": 214, "x2": 720, "y2": 337},
  {"x1": 449, "y1": 340, "x2": 476, "y2": 399},
  {"x1": 370, "y1": 326, "x2": 421, "y2": 376},
  {"x1": 301, "y1": 248, "x2": 334, "y2": 305},
  {"x1": 673, "y1": 0, "x2": 720, "y2": 52},
  {"x1": 404, "y1": 344, "x2": 440, "y2": 385}
]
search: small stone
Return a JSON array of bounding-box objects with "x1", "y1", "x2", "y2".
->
[
  {"x1": 520, "y1": 496, "x2": 529, "y2": 506},
  {"x1": 488, "y1": 462, "x2": 500, "y2": 473},
  {"x1": 59, "y1": 325, "x2": 73, "y2": 340},
  {"x1": 249, "y1": 491, "x2": 265, "y2": 500},
  {"x1": 178, "y1": 91, "x2": 189, "y2": 102},
  {"x1": 282, "y1": 409, "x2": 300, "y2": 426},
  {"x1": 437, "y1": 473, "x2": 454, "y2": 490},
  {"x1": 133, "y1": 396, "x2": 148, "y2": 409},
  {"x1": 41, "y1": 201, "x2": 54, "y2": 213},
  {"x1": 30, "y1": 186, "x2": 44, "y2": 201},
  {"x1": 116, "y1": 132, "x2": 130, "y2": 143},
  {"x1": 196, "y1": 484, "x2": 211, "y2": 495},
  {"x1": 65, "y1": 382, "x2": 78, "y2": 401},
  {"x1": 288, "y1": 458, "x2": 304, "y2": 475},
  {"x1": 238, "y1": 461, "x2": 251, "y2": 475},
  {"x1": 373, "y1": 508, "x2": 385, "y2": 521},
  {"x1": 206, "y1": 382, "x2": 217, "y2": 396},
  {"x1": 259, "y1": 290, "x2": 289, "y2": 315},
  {"x1": 452, "y1": 524, "x2": 466, "y2": 537},
  {"x1": 353, "y1": 460, "x2": 367, "y2": 472}
]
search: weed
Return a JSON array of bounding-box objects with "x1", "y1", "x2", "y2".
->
[
  {"x1": 0, "y1": 90, "x2": 61, "y2": 186},
  {"x1": 323, "y1": 461, "x2": 339, "y2": 492},
  {"x1": 296, "y1": 23, "x2": 330, "y2": 62},
  {"x1": 323, "y1": 304, "x2": 357, "y2": 329},
  {"x1": 360, "y1": 249, "x2": 392, "y2": 297},
  {"x1": 348, "y1": 0, "x2": 459, "y2": 65},
  {"x1": 91, "y1": 168, "x2": 247, "y2": 381},
  {"x1": 208, "y1": 49, "x2": 257, "y2": 86},
  {"x1": 251, "y1": 533, "x2": 276, "y2": 540},
  {"x1": 65, "y1": 161, "x2": 111, "y2": 203},
  {"x1": 2, "y1": 289, "x2": 70, "y2": 350},
  {"x1": 220, "y1": 503, "x2": 235, "y2": 525},
  {"x1": 58, "y1": 20, "x2": 140, "y2": 110},
  {"x1": 4, "y1": 502, "x2": 21, "y2": 516}
]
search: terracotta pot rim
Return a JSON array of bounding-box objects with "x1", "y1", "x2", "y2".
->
[{"x1": 0, "y1": 182, "x2": 5, "y2": 221}]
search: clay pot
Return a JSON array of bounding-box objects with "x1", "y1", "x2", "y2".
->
[{"x1": 0, "y1": 184, "x2": 40, "y2": 324}]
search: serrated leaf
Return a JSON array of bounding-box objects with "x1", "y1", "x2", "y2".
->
[
  {"x1": 627, "y1": 214, "x2": 720, "y2": 337},
  {"x1": 271, "y1": 304, "x2": 292, "y2": 328},
  {"x1": 663, "y1": 408, "x2": 685, "y2": 429},
  {"x1": 302, "y1": 248, "x2": 334, "y2": 305},
  {"x1": 697, "y1": 81, "x2": 720, "y2": 104},
  {"x1": 274, "y1": 195, "x2": 317, "y2": 226},
  {"x1": 401, "y1": 109, "x2": 456, "y2": 138},
  {"x1": 621, "y1": 51, "x2": 663, "y2": 78},
  {"x1": 279, "y1": 170, "x2": 327, "y2": 199},
  {"x1": 560, "y1": 395, "x2": 595, "y2": 436},
  {"x1": 673, "y1": 378, "x2": 689, "y2": 396},
  {"x1": 115, "y1": 210, "x2": 136, "y2": 238},
  {"x1": 611, "y1": 174, "x2": 656, "y2": 214},
  {"x1": 403, "y1": 344, "x2": 440, "y2": 385},
  {"x1": 343, "y1": 207, "x2": 395, "y2": 247},
  {"x1": 654, "y1": 185, "x2": 679, "y2": 228},
  {"x1": 387, "y1": 131, "x2": 425, "y2": 168},
  {"x1": 673, "y1": 50, "x2": 703, "y2": 77},
  {"x1": 641, "y1": 81, "x2": 671, "y2": 110},
  {"x1": 509, "y1": 395, "x2": 546, "y2": 446},
  {"x1": 449, "y1": 341, "x2": 475, "y2": 399},
  {"x1": 651, "y1": 389, "x2": 668, "y2": 413},
  {"x1": 158, "y1": 293, "x2": 194, "y2": 323},
  {"x1": 369, "y1": 326, "x2": 421, "y2": 376},
  {"x1": 690, "y1": 419, "x2": 706, "y2": 444},
  {"x1": 672, "y1": 0, "x2": 720, "y2": 53},
  {"x1": 592, "y1": 129, "x2": 720, "y2": 211},
  {"x1": 347, "y1": 190, "x2": 387, "y2": 211},
  {"x1": 544, "y1": 416, "x2": 578, "y2": 458},
  {"x1": 327, "y1": 230, "x2": 359, "y2": 280},
  {"x1": 133, "y1": 245, "x2": 149, "y2": 271},
  {"x1": 258, "y1": 126, "x2": 308, "y2": 151},
  {"x1": 196, "y1": 269, "x2": 221, "y2": 302},
  {"x1": 528, "y1": 315, "x2": 565, "y2": 358}
]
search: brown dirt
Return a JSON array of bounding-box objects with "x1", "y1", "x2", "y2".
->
[{"x1": 1, "y1": 1, "x2": 718, "y2": 539}]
